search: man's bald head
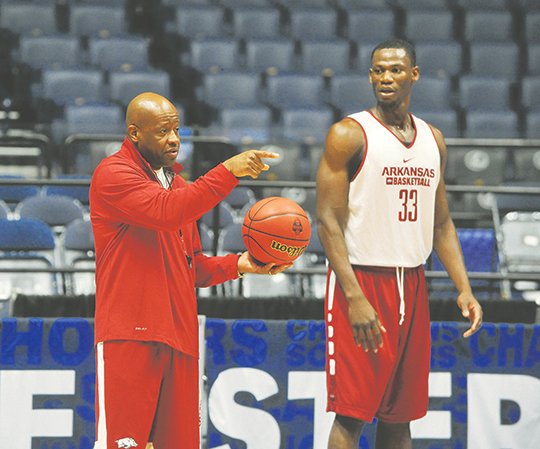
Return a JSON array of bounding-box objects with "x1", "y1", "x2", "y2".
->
[
  {"x1": 126, "y1": 92, "x2": 177, "y2": 129},
  {"x1": 125, "y1": 92, "x2": 181, "y2": 169}
]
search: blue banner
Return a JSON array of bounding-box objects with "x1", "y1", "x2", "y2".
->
[{"x1": 0, "y1": 318, "x2": 539, "y2": 449}]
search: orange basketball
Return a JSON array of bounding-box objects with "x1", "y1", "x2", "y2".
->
[{"x1": 242, "y1": 196, "x2": 311, "y2": 265}]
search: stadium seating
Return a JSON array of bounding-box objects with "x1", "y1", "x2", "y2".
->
[
  {"x1": 244, "y1": 39, "x2": 295, "y2": 74},
  {"x1": 298, "y1": 39, "x2": 352, "y2": 76},
  {"x1": 15, "y1": 36, "x2": 82, "y2": 70},
  {"x1": 231, "y1": 7, "x2": 280, "y2": 38},
  {"x1": 88, "y1": 36, "x2": 150, "y2": 72},
  {"x1": 0, "y1": 218, "x2": 59, "y2": 299},
  {"x1": 404, "y1": 10, "x2": 455, "y2": 43},
  {"x1": 0, "y1": 3, "x2": 58, "y2": 37},
  {"x1": 346, "y1": 10, "x2": 396, "y2": 43},
  {"x1": 266, "y1": 73, "x2": 325, "y2": 110},
  {"x1": 69, "y1": 5, "x2": 127, "y2": 37},
  {"x1": 288, "y1": 8, "x2": 338, "y2": 40},
  {"x1": 463, "y1": 11, "x2": 514, "y2": 42},
  {"x1": 280, "y1": 107, "x2": 334, "y2": 143},
  {"x1": 216, "y1": 106, "x2": 273, "y2": 143},
  {"x1": 15, "y1": 194, "x2": 85, "y2": 228},
  {"x1": 200, "y1": 72, "x2": 261, "y2": 109},
  {"x1": 108, "y1": 70, "x2": 171, "y2": 107}
]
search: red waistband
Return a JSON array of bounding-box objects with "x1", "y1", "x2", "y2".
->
[{"x1": 352, "y1": 264, "x2": 423, "y2": 273}]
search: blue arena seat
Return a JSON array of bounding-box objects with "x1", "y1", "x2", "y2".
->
[
  {"x1": 393, "y1": 0, "x2": 449, "y2": 8},
  {"x1": 218, "y1": 0, "x2": 272, "y2": 7},
  {"x1": 266, "y1": 73, "x2": 325, "y2": 110},
  {"x1": 456, "y1": 0, "x2": 508, "y2": 9},
  {"x1": 334, "y1": 0, "x2": 391, "y2": 9},
  {"x1": 525, "y1": 112, "x2": 540, "y2": 139},
  {"x1": 200, "y1": 72, "x2": 261, "y2": 109},
  {"x1": 416, "y1": 110, "x2": 459, "y2": 138},
  {"x1": 299, "y1": 39, "x2": 352, "y2": 76},
  {"x1": 459, "y1": 76, "x2": 512, "y2": 111},
  {"x1": 245, "y1": 39, "x2": 295, "y2": 74},
  {"x1": 281, "y1": 107, "x2": 334, "y2": 143},
  {"x1": 288, "y1": 8, "x2": 338, "y2": 40},
  {"x1": 464, "y1": 111, "x2": 519, "y2": 139},
  {"x1": 468, "y1": 43, "x2": 520, "y2": 81},
  {"x1": 109, "y1": 70, "x2": 171, "y2": 107},
  {"x1": 201, "y1": 202, "x2": 236, "y2": 234},
  {"x1": 0, "y1": 176, "x2": 40, "y2": 205},
  {"x1": 231, "y1": 7, "x2": 280, "y2": 38},
  {"x1": 463, "y1": 11, "x2": 514, "y2": 42},
  {"x1": 173, "y1": 5, "x2": 227, "y2": 40},
  {"x1": 0, "y1": 3, "x2": 57, "y2": 36},
  {"x1": 404, "y1": 10, "x2": 455, "y2": 42},
  {"x1": 16, "y1": 36, "x2": 82, "y2": 70},
  {"x1": 521, "y1": 76, "x2": 540, "y2": 111},
  {"x1": 0, "y1": 218, "x2": 59, "y2": 299},
  {"x1": 218, "y1": 106, "x2": 273, "y2": 143},
  {"x1": 527, "y1": 44, "x2": 540, "y2": 76},
  {"x1": 410, "y1": 76, "x2": 452, "y2": 112},
  {"x1": 328, "y1": 74, "x2": 374, "y2": 117},
  {"x1": 415, "y1": 42, "x2": 463, "y2": 78},
  {"x1": 35, "y1": 69, "x2": 105, "y2": 106},
  {"x1": 63, "y1": 217, "x2": 95, "y2": 295},
  {"x1": 431, "y1": 228, "x2": 497, "y2": 273},
  {"x1": 55, "y1": 103, "x2": 124, "y2": 139},
  {"x1": 223, "y1": 187, "x2": 257, "y2": 220},
  {"x1": 69, "y1": 5, "x2": 126, "y2": 38},
  {"x1": 88, "y1": 36, "x2": 150, "y2": 72},
  {"x1": 185, "y1": 39, "x2": 240, "y2": 73},
  {"x1": 15, "y1": 195, "x2": 85, "y2": 228},
  {"x1": 44, "y1": 175, "x2": 91, "y2": 205},
  {"x1": 346, "y1": 10, "x2": 396, "y2": 43},
  {"x1": 525, "y1": 12, "x2": 540, "y2": 42}
]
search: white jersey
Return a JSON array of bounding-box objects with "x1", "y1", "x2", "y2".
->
[{"x1": 344, "y1": 110, "x2": 441, "y2": 268}]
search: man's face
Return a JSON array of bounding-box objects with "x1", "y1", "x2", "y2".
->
[
  {"x1": 134, "y1": 104, "x2": 180, "y2": 170},
  {"x1": 369, "y1": 47, "x2": 419, "y2": 106}
]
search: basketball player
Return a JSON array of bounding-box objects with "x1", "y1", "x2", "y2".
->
[
  {"x1": 316, "y1": 39, "x2": 483, "y2": 449},
  {"x1": 90, "y1": 92, "x2": 291, "y2": 449}
]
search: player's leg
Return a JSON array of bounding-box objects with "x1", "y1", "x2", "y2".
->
[
  {"x1": 328, "y1": 414, "x2": 365, "y2": 449},
  {"x1": 150, "y1": 349, "x2": 200, "y2": 449},
  {"x1": 94, "y1": 341, "x2": 165, "y2": 449},
  {"x1": 375, "y1": 421, "x2": 411, "y2": 449}
]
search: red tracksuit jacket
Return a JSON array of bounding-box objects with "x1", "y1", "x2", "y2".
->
[{"x1": 90, "y1": 138, "x2": 239, "y2": 357}]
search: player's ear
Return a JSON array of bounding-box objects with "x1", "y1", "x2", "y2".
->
[
  {"x1": 411, "y1": 66, "x2": 420, "y2": 83},
  {"x1": 128, "y1": 124, "x2": 140, "y2": 142}
]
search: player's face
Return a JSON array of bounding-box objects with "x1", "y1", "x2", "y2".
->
[
  {"x1": 369, "y1": 48, "x2": 419, "y2": 106},
  {"x1": 135, "y1": 105, "x2": 180, "y2": 170}
]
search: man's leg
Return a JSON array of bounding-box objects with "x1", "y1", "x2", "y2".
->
[
  {"x1": 375, "y1": 421, "x2": 411, "y2": 449},
  {"x1": 328, "y1": 414, "x2": 365, "y2": 449}
]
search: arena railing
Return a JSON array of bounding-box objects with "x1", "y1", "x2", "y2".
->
[{"x1": 0, "y1": 136, "x2": 539, "y2": 300}]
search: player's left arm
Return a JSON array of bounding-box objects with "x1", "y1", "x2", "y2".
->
[{"x1": 430, "y1": 125, "x2": 483, "y2": 338}]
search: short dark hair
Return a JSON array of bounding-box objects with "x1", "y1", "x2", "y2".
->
[{"x1": 371, "y1": 39, "x2": 416, "y2": 67}]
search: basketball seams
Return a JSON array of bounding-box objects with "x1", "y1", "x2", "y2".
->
[
  {"x1": 242, "y1": 223, "x2": 310, "y2": 243},
  {"x1": 248, "y1": 211, "x2": 309, "y2": 222}
]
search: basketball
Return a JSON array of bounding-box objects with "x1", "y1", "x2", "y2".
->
[{"x1": 242, "y1": 196, "x2": 311, "y2": 265}]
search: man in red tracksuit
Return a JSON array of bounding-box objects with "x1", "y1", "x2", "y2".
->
[{"x1": 90, "y1": 92, "x2": 286, "y2": 449}]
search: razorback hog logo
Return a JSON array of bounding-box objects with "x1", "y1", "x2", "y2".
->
[
  {"x1": 116, "y1": 438, "x2": 138, "y2": 448},
  {"x1": 271, "y1": 240, "x2": 306, "y2": 258},
  {"x1": 292, "y1": 219, "x2": 303, "y2": 235}
]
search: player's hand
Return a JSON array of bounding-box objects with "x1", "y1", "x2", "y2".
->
[
  {"x1": 348, "y1": 295, "x2": 387, "y2": 353},
  {"x1": 222, "y1": 150, "x2": 279, "y2": 179},
  {"x1": 457, "y1": 291, "x2": 483, "y2": 338},
  {"x1": 237, "y1": 251, "x2": 293, "y2": 276}
]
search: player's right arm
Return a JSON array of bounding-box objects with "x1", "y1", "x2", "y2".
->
[{"x1": 316, "y1": 119, "x2": 386, "y2": 352}]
